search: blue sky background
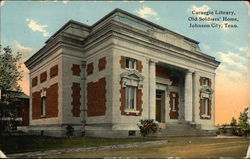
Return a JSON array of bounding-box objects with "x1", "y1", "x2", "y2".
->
[
  {"x1": 0, "y1": 1, "x2": 249, "y2": 124},
  {"x1": 1, "y1": 1, "x2": 249, "y2": 60}
]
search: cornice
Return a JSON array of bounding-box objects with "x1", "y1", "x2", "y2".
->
[
  {"x1": 83, "y1": 20, "x2": 219, "y2": 66},
  {"x1": 25, "y1": 33, "x2": 85, "y2": 69},
  {"x1": 80, "y1": 22, "x2": 219, "y2": 69},
  {"x1": 25, "y1": 14, "x2": 220, "y2": 70}
]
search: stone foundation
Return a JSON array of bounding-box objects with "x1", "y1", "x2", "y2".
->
[{"x1": 27, "y1": 124, "x2": 83, "y2": 137}]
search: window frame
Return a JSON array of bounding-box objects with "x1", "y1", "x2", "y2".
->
[
  {"x1": 125, "y1": 86, "x2": 137, "y2": 110},
  {"x1": 201, "y1": 97, "x2": 209, "y2": 116},
  {"x1": 41, "y1": 96, "x2": 46, "y2": 117},
  {"x1": 125, "y1": 58, "x2": 136, "y2": 70},
  {"x1": 202, "y1": 78, "x2": 209, "y2": 86}
]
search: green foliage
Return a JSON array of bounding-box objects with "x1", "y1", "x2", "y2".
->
[
  {"x1": 220, "y1": 124, "x2": 227, "y2": 134},
  {"x1": 230, "y1": 117, "x2": 237, "y2": 126},
  {"x1": 0, "y1": 45, "x2": 23, "y2": 92},
  {"x1": 66, "y1": 125, "x2": 74, "y2": 138},
  {"x1": 238, "y1": 107, "x2": 250, "y2": 136},
  {"x1": 0, "y1": 45, "x2": 23, "y2": 132},
  {"x1": 230, "y1": 117, "x2": 238, "y2": 135},
  {"x1": 137, "y1": 119, "x2": 158, "y2": 137}
]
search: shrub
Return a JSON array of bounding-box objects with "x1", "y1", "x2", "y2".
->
[
  {"x1": 220, "y1": 124, "x2": 227, "y2": 134},
  {"x1": 238, "y1": 108, "x2": 250, "y2": 137},
  {"x1": 66, "y1": 125, "x2": 74, "y2": 138},
  {"x1": 230, "y1": 117, "x2": 238, "y2": 136},
  {"x1": 137, "y1": 119, "x2": 158, "y2": 137}
]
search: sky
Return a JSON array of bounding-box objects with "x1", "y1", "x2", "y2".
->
[{"x1": 0, "y1": 0, "x2": 249, "y2": 125}]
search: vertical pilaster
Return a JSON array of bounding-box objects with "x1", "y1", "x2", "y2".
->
[
  {"x1": 192, "y1": 71, "x2": 197, "y2": 122},
  {"x1": 148, "y1": 59, "x2": 157, "y2": 120},
  {"x1": 184, "y1": 70, "x2": 193, "y2": 122},
  {"x1": 165, "y1": 86, "x2": 170, "y2": 122},
  {"x1": 81, "y1": 61, "x2": 86, "y2": 129}
]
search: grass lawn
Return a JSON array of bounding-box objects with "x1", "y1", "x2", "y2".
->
[
  {"x1": 46, "y1": 137, "x2": 250, "y2": 158},
  {"x1": 0, "y1": 132, "x2": 158, "y2": 154}
]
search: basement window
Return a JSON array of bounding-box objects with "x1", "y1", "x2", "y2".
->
[{"x1": 128, "y1": 130, "x2": 136, "y2": 136}]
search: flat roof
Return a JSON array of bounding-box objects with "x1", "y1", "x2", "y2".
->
[
  {"x1": 47, "y1": 8, "x2": 199, "y2": 45},
  {"x1": 25, "y1": 8, "x2": 201, "y2": 67}
]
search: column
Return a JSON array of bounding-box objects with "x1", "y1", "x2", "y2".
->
[
  {"x1": 184, "y1": 70, "x2": 193, "y2": 122},
  {"x1": 148, "y1": 59, "x2": 157, "y2": 120},
  {"x1": 164, "y1": 86, "x2": 170, "y2": 123}
]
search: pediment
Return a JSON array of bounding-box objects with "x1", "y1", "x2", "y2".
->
[
  {"x1": 120, "y1": 70, "x2": 144, "y2": 81},
  {"x1": 200, "y1": 86, "x2": 214, "y2": 94}
]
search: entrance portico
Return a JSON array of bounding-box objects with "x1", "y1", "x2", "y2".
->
[{"x1": 148, "y1": 60, "x2": 196, "y2": 124}]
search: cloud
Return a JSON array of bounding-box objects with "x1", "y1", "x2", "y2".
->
[
  {"x1": 189, "y1": 5, "x2": 211, "y2": 19},
  {"x1": 0, "y1": 0, "x2": 5, "y2": 7},
  {"x1": 26, "y1": 18, "x2": 50, "y2": 37},
  {"x1": 215, "y1": 52, "x2": 250, "y2": 124},
  {"x1": 200, "y1": 44, "x2": 210, "y2": 51},
  {"x1": 215, "y1": 65, "x2": 249, "y2": 124},
  {"x1": 238, "y1": 47, "x2": 247, "y2": 52},
  {"x1": 237, "y1": 46, "x2": 248, "y2": 58},
  {"x1": 135, "y1": 6, "x2": 160, "y2": 20},
  {"x1": 15, "y1": 42, "x2": 33, "y2": 53},
  {"x1": 62, "y1": 0, "x2": 69, "y2": 4},
  {"x1": 218, "y1": 51, "x2": 248, "y2": 72}
]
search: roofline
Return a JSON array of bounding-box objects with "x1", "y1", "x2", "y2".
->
[
  {"x1": 46, "y1": 8, "x2": 199, "y2": 45},
  {"x1": 45, "y1": 20, "x2": 91, "y2": 44},
  {"x1": 25, "y1": 8, "x2": 202, "y2": 67},
  {"x1": 91, "y1": 8, "x2": 199, "y2": 44},
  {"x1": 25, "y1": 20, "x2": 90, "y2": 67}
]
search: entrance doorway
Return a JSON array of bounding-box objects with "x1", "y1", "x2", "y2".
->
[{"x1": 156, "y1": 90, "x2": 164, "y2": 122}]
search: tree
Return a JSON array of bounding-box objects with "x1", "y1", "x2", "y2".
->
[
  {"x1": 230, "y1": 117, "x2": 237, "y2": 135},
  {"x1": 238, "y1": 107, "x2": 250, "y2": 137},
  {"x1": 0, "y1": 45, "x2": 23, "y2": 132}
]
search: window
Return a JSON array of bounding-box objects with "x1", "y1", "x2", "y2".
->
[
  {"x1": 202, "y1": 98, "x2": 209, "y2": 115},
  {"x1": 41, "y1": 96, "x2": 46, "y2": 116},
  {"x1": 202, "y1": 78, "x2": 209, "y2": 86},
  {"x1": 126, "y1": 58, "x2": 136, "y2": 69},
  {"x1": 125, "y1": 86, "x2": 136, "y2": 109},
  {"x1": 128, "y1": 130, "x2": 136, "y2": 136}
]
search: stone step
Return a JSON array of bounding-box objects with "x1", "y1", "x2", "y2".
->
[{"x1": 148, "y1": 123, "x2": 216, "y2": 137}]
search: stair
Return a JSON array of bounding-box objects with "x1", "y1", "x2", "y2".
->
[{"x1": 149, "y1": 123, "x2": 216, "y2": 137}]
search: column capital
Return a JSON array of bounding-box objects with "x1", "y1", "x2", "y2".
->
[
  {"x1": 81, "y1": 61, "x2": 86, "y2": 68},
  {"x1": 185, "y1": 69, "x2": 195, "y2": 74},
  {"x1": 146, "y1": 58, "x2": 159, "y2": 64}
]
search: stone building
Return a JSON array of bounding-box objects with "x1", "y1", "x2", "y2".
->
[{"x1": 25, "y1": 8, "x2": 220, "y2": 137}]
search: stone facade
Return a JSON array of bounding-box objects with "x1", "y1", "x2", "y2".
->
[{"x1": 25, "y1": 8, "x2": 220, "y2": 137}]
